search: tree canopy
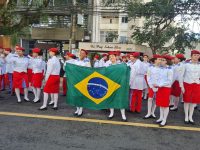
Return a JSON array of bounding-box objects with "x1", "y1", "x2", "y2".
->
[{"x1": 126, "y1": 0, "x2": 200, "y2": 54}]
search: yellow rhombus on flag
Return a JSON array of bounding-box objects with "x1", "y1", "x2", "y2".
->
[{"x1": 75, "y1": 72, "x2": 121, "y2": 104}]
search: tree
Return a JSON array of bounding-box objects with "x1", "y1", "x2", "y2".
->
[{"x1": 125, "y1": 0, "x2": 200, "y2": 54}]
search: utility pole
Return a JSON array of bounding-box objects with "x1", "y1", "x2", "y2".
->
[{"x1": 69, "y1": 0, "x2": 77, "y2": 53}]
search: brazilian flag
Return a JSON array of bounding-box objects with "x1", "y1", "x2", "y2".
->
[{"x1": 65, "y1": 63, "x2": 130, "y2": 109}]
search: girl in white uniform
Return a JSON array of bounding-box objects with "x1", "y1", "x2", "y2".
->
[{"x1": 39, "y1": 48, "x2": 61, "y2": 110}]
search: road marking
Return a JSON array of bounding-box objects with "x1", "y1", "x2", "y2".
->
[{"x1": 0, "y1": 111, "x2": 199, "y2": 132}]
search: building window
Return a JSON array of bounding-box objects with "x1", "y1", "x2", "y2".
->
[
  {"x1": 119, "y1": 36, "x2": 128, "y2": 43},
  {"x1": 100, "y1": 31, "x2": 118, "y2": 43},
  {"x1": 110, "y1": 19, "x2": 112, "y2": 24},
  {"x1": 122, "y1": 17, "x2": 128, "y2": 23}
]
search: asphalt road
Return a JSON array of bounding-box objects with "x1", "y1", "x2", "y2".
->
[{"x1": 0, "y1": 90, "x2": 200, "y2": 150}]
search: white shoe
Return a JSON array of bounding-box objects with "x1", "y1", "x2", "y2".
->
[{"x1": 48, "y1": 101, "x2": 54, "y2": 105}]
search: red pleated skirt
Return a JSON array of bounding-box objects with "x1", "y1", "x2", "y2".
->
[
  {"x1": 156, "y1": 87, "x2": 171, "y2": 107},
  {"x1": 183, "y1": 82, "x2": 200, "y2": 104},
  {"x1": 13, "y1": 71, "x2": 29, "y2": 89},
  {"x1": 32, "y1": 73, "x2": 43, "y2": 88},
  {"x1": 148, "y1": 88, "x2": 154, "y2": 98},
  {"x1": 43, "y1": 75, "x2": 60, "y2": 93},
  {"x1": 27, "y1": 69, "x2": 33, "y2": 83},
  {"x1": 171, "y1": 80, "x2": 181, "y2": 97}
]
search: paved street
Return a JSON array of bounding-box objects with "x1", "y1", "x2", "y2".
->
[{"x1": 0, "y1": 90, "x2": 200, "y2": 150}]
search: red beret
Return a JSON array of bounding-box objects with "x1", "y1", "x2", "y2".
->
[
  {"x1": 115, "y1": 50, "x2": 121, "y2": 56},
  {"x1": 153, "y1": 54, "x2": 162, "y2": 59},
  {"x1": 191, "y1": 50, "x2": 200, "y2": 55},
  {"x1": 122, "y1": 55, "x2": 126, "y2": 59},
  {"x1": 49, "y1": 47, "x2": 58, "y2": 53},
  {"x1": 129, "y1": 52, "x2": 135, "y2": 56},
  {"x1": 81, "y1": 49, "x2": 88, "y2": 55},
  {"x1": 132, "y1": 52, "x2": 140, "y2": 57},
  {"x1": 94, "y1": 55, "x2": 99, "y2": 59},
  {"x1": 16, "y1": 47, "x2": 25, "y2": 51},
  {"x1": 32, "y1": 48, "x2": 41, "y2": 53},
  {"x1": 4, "y1": 48, "x2": 11, "y2": 52},
  {"x1": 162, "y1": 55, "x2": 171, "y2": 60},
  {"x1": 65, "y1": 52, "x2": 75, "y2": 58},
  {"x1": 175, "y1": 54, "x2": 185, "y2": 59},
  {"x1": 102, "y1": 53, "x2": 108, "y2": 57},
  {"x1": 108, "y1": 51, "x2": 117, "y2": 56}
]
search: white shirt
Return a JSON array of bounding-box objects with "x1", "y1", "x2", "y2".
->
[
  {"x1": 172, "y1": 62, "x2": 184, "y2": 83},
  {"x1": 0, "y1": 57, "x2": 5, "y2": 75},
  {"x1": 42, "y1": 60, "x2": 46, "y2": 74},
  {"x1": 32, "y1": 57, "x2": 43, "y2": 73},
  {"x1": 129, "y1": 59, "x2": 146, "y2": 90},
  {"x1": 45, "y1": 56, "x2": 61, "y2": 81},
  {"x1": 143, "y1": 62, "x2": 150, "y2": 75},
  {"x1": 99, "y1": 58, "x2": 106, "y2": 67},
  {"x1": 12, "y1": 56, "x2": 29, "y2": 73},
  {"x1": 156, "y1": 66, "x2": 173, "y2": 88},
  {"x1": 104, "y1": 60, "x2": 112, "y2": 67},
  {"x1": 27, "y1": 55, "x2": 33, "y2": 69},
  {"x1": 147, "y1": 65, "x2": 160, "y2": 89},
  {"x1": 76, "y1": 57, "x2": 91, "y2": 67},
  {"x1": 63, "y1": 59, "x2": 77, "y2": 77},
  {"x1": 142, "y1": 62, "x2": 150, "y2": 88},
  {"x1": 179, "y1": 61, "x2": 200, "y2": 87},
  {"x1": 5, "y1": 53, "x2": 14, "y2": 73},
  {"x1": 93, "y1": 60, "x2": 99, "y2": 68}
]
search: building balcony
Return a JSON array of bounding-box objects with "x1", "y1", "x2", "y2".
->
[
  {"x1": 100, "y1": 24, "x2": 119, "y2": 30},
  {"x1": 31, "y1": 27, "x2": 84, "y2": 41}
]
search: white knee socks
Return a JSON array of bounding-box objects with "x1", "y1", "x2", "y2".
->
[
  {"x1": 53, "y1": 94, "x2": 58, "y2": 108},
  {"x1": 109, "y1": 108, "x2": 114, "y2": 117},
  {"x1": 15, "y1": 88, "x2": 21, "y2": 102},
  {"x1": 120, "y1": 109, "x2": 126, "y2": 120},
  {"x1": 184, "y1": 103, "x2": 189, "y2": 122},
  {"x1": 40, "y1": 92, "x2": 48, "y2": 109},
  {"x1": 145, "y1": 98, "x2": 153, "y2": 117},
  {"x1": 36, "y1": 88, "x2": 41, "y2": 100},
  {"x1": 32, "y1": 87, "x2": 37, "y2": 101},
  {"x1": 189, "y1": 103, "x2": 195, "y2": 122},
  {"x1": 157, "y1": 107, "x2": 164, "y2": 122},
  {"x1": 161, "y1": 107, "x2": 169, "y2": 125},
  {"x1": 77, "y1": 107, "x2": 83, "y2": 115},
  {"x1": 24, "y1": 88, "x2": 29, "y2": 100}
]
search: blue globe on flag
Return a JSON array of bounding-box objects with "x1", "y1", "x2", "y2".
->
[{"x1": 87, "y1": 77, "x2": 108, "y2": 99}]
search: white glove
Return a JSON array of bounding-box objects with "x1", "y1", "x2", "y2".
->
[
  {"x1": 181, "y1": 86, "x2": 185, "y2": 93},
  {"x1": 152, "y1": 88, "x2": 158, "y2": 92}
]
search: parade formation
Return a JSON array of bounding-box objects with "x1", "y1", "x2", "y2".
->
[{"x1": 0, "y1": 45, "x2": 200, "y2": 128}]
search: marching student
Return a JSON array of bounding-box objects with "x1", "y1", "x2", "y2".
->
[
  {"x1": 179, "y1": 50, "x2": 200, "y2": 124},
  {"x1": 122, "y1": 55, "x2": 127, "y2": 63},
  {"x1": 99, "y1": 53, "x2": 108, "y2": 67},
  {"x1": 0, "y1": 52, "x2": 6, "y2": 91},
  {"x1": 129, "y1": 52, "x2": 146, "y2": 113},
  {"x1": 63, "y1": 52, "x2": 77, "y2": 96},
  {"x1": 31, "y1": 48, "x2": 44, "y2": 103},
  {"x1": 93, "y1": 54, "x2": 100, "y2": 68},
  {"x1": 4, "y1": 48, "x2": 14, "y2": 95},
  {"x1": 0, "y1": 51, "x2": 4, "y2": 98},
  {"x1": 154, "y1": 55, "x2": 173, "y2": 127},
  {"x1": 27, "y1": 51, "x2": 33, "y2": 92},
  {"x1": 170, "y1": 54, "x2": 185, "y2": 111},
  {"x1": 142, "y1": 54, "x2": 150, "y2": 100},
  {"x1": 74, "y1": 49, "x2": 91, "y2": 116},
  {"x1": 39, "y1": 48, "x2": 61, "y2": 110},
  {"x1": 105, "y1": 51, "x2": 127, "y2": 121},
  {"x1": 144, "y1": 55, "x2": 162, "y2": 119},
  {"x1": 12, "y1": 47, "x2": 29, "y2": 103}
]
